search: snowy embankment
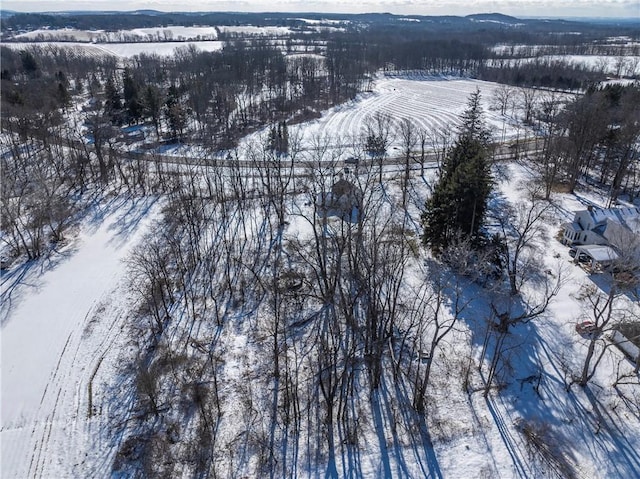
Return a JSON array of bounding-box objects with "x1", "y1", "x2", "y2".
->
[{"x1": 1, "y1": 196, "x2": 159, "y2": 478}]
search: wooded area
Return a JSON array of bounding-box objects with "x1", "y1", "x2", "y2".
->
[{"x1": 1, "y1": 13, "x2": 640, "y2": 478}]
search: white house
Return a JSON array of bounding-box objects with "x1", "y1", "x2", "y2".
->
[
  {"x1": 563, "y1": 206, "x2": 640, "y2": 247},
  {"x1": 563, "y1": 206, "x2": 640, "y2": 270}
]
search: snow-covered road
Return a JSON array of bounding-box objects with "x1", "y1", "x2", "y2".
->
[{"x1": 1, "y1": 196, "x2": 158, "y2": 478}]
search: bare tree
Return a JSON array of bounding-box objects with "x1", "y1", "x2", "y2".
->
[
  {"x1": 407, "y1": 259, "x2": 471, "y2": 412},
  {"x1": 481, "y1": 265, "x2": 564, "y2": 397},
  {"x1": 398, "y1": 118, "x2": 417, "y2": 207},
  {"x1": 535, "y1": 91, "x2": 566, "y2": 199},
  {"x1": 492, "y1": 84, "x2": 515, "y2": 116},
  {"x1": 363, "y1": 112, "x2": 393, "y2": 184},
  {"x1": 494, "y1": 186, "x2": 554, "y2": 295},
  {"x1": 519, "y1": 87, "x2": 538, "y2": 125},
  {"x1": 573, "y1": 284, "x2": 632, "y2": 387},
  {"x1": 427, "y1": 123, "x2": 453, "y2": 177}
]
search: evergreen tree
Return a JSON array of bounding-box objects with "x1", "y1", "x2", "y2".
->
[
  {"x1": 56, "y1": 82, "x2": 71, "y2": 109},
  {"x1": 458, "y1": 88, "x2": 491, "y2": 146},
  {"x1": 123, "y1": 69, "x2": 143, "y2": 124},
  {"x1": 280, "y1": 121, "x2": 289, "y2": 154},
  {"x1": 103, "y1": 76, "x2": 123, "y2": 125},
  {"x1": 165, "y1": 84, "x2": 187, "y2": 141},
  {"x1": 143, "y1": 85, "x2": 163, "y2": 139},
  {"x1": 268, "y1": 124, "x2": 278, "y2": 152},
  {"x1": 267, "y1": 121, "x2": 289, "y2": 155},
  {"x1": 20, "y1": 50, "x2": 39, "y2": 78},
  {"x1": 421, "y1": 90, "x2": 492, "y2": 254}
]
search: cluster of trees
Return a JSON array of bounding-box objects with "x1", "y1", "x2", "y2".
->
[
  {"x1": 113, "y1": 129, "x2": 487, "y2": 477},
  {"x1": 108, "y1": 91, "x2": 587, "y2": 477},
  {"x1": 532, "y1": 83, "x2": 640, "y2": 204},
  {"x1": 2, "y1": 21, "x2": 639, "y2": 476},
  {"x1": 480, "y1": 57, "x2": 607, "y2": 90},
  {"x1": 0, "y1": 39, "x2": 370, "y2": 263},
  {"x1": 419, "y1": 89, "x2": 639, "y2": 401},
  {"x1": 0, "y1": 11, "x2": 323, "y2": 34},
  {"x1": 267, "y1": 121, "x2": 289, "y2": 155},
  {"x1": 1, "y1": 39, "x2": 372, "y2": 148},
  {"x1": 5, "y1": 10, "x2": 637, "y2": 41}
]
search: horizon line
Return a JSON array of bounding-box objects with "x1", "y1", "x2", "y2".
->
[{"x1": 1, "y1": 9, "x2": 639, "y2": 21}]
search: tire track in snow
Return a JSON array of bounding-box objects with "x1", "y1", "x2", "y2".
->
[
  {"x1": 27, "y1": 329, "x2": 77, "y2": 478},
  {"x1": 28, "y1": 300, "x2": 126, "y2": 478},
  {"x1": 1, "y1": 197, "x2": 159, "y2": 479}
]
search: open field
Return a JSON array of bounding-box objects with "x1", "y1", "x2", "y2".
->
[
  {"x1": 10, "y1": 26, "x2": 220, "y2": 42},
  {"x1": 2, "y1": 40, "x2": 225, "y2": 58},
  {"x1": 291, "y1": 73, "x2": 534, "y2": 149}
]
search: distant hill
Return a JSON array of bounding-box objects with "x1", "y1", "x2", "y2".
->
[
  {"x1": 1, "y1": 10, "x2": 636, "y2": 35},
  {"x1": 466, "y1": 13, "x2": 522, "y2": 24}
]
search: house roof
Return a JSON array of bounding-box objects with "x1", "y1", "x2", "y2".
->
[
  {"x1": 575, "y1": 244, "x2": 619, "y2": 263},
  {"x1": 586, "y1": 207, "x2": 640, "y2": 234},
  {"x1": 331, "y1": 179, "x2": 358, "y2": 197}
]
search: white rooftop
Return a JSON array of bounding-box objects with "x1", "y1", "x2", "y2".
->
[{"x1": 575, "y1": 244, "x2": 619, "y2": 262}]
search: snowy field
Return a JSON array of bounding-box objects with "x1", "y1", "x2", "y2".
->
[
  {"x1": 155, "y1": 73, "x2": 537, "y2": 160},
  {"x1": 10, "y1": 26, "x2": 219, "y2": 42},
  {"x1": 1, "y1": 196, "x2": 160, "y2": 478},
  {"x1": 158, "y1": 74, "x2": 535, "y2": 162},
  {"x1": 2, "y1": 72, "x2": 639, "y2": 478},
  {"x1": 295, "y1": 73, "x2": 526, "y2": 146},
  {"x1": 2, "y1": 41, "x2": 225, "y2": 58},
  {"x1": 217, "y1": 25, "x2": 293, "y2": 36}
]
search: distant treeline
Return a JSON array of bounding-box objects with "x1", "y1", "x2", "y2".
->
[{"x1": 3, "y1": 10, "x2": 639, "y2": 39}]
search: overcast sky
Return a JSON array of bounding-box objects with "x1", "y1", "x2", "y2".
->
[{"x1": 3, "y1": 0, "x2": 639, "y2": 18}]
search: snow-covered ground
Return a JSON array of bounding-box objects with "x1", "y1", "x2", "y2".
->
[
  {"x1": 483, "y1": 162, "x2": 640, "y2": 479},
  {"x1": 2, "y1": 41, "x2": 224, "y2": 58},
  {"x1": 291, "y1": 73, "x2": 529, "y2": 148},
  {"x1": 217, "y1": 25, "x2": 293, "y2": 36},
  {"x1": 10, "y1": 26, "x2": 219, "y2": 42},
  {"x1": 2, "y1": 72, "x2": 639, "y2": 478},
  {"x1": 489, "y1": 55, "x2": 640, "y2": 76},
  {"x1": 1, "y1": 196, "x2": 160, "y2": 478},
  {"x1": 156, "y1": 74, "x2": 535, "y2": 162}
]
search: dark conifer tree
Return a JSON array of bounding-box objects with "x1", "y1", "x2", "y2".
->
[
  {"x1": 143, "y1": 85, "x2": 163, "y2": 139},
  {"x1": 20, "y1": 50, "x2": 39, "y2": 78},
  {"x1": 103, "y1": 76, "x2": 123, "y2": 125},
  {"x1": 421, "y1": 89, "x2": 492, "y2": 254},
  {"x1": 123, "y1": 69, "x2": 143, "y2": 124},
  {"x1": 165, "y1": 84, "x2": 187, "y2": 141}
]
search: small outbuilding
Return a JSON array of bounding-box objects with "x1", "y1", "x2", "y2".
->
[
  {"x1": 316, "y1": 178, "x2": 362, "y2": 222},
  {"x1": 572, "y1": 244, "x2": 619, "y2": 270}
]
